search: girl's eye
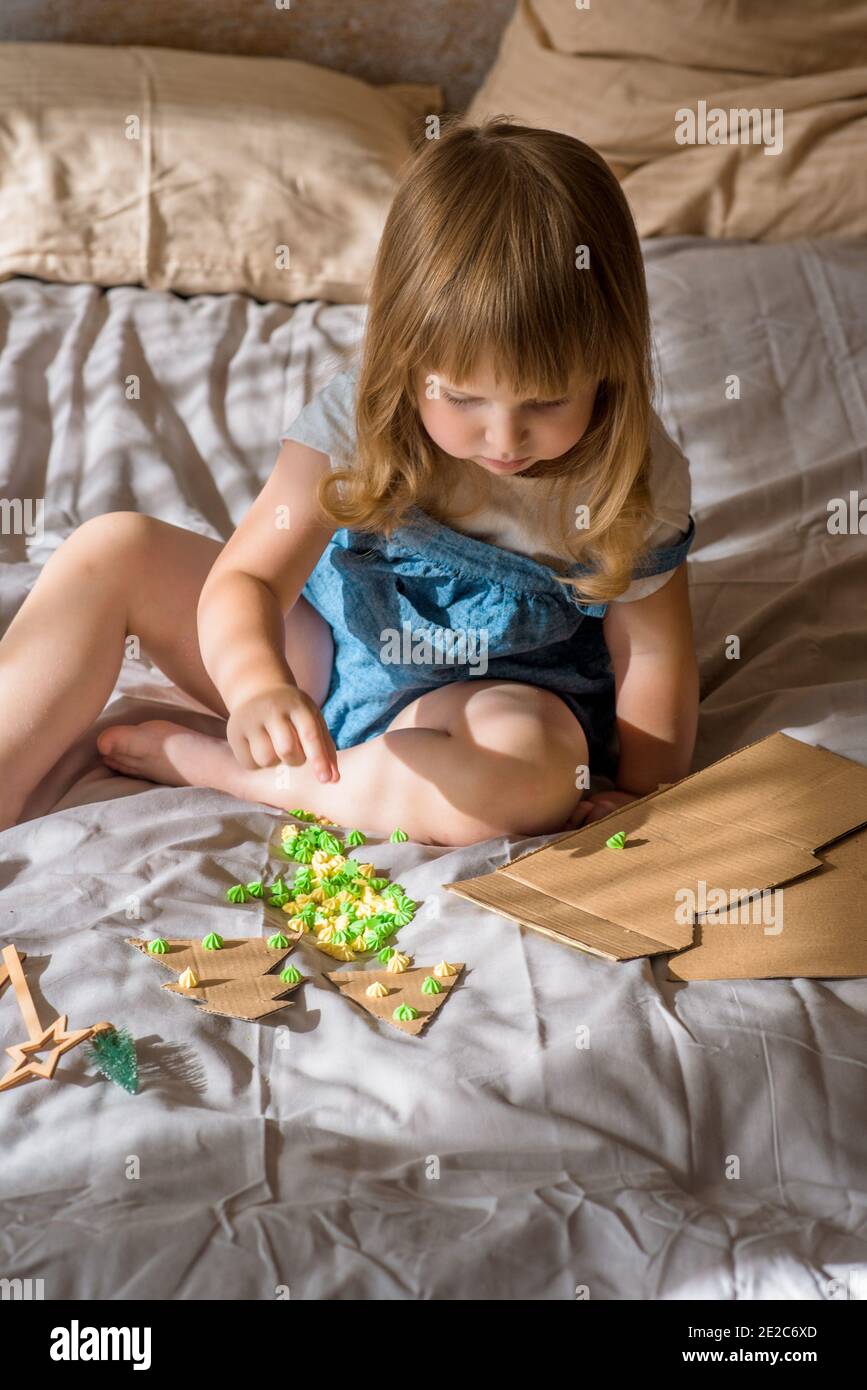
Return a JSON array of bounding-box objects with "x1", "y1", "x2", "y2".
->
[{"x1": 442, "y1": 392, "x2": 569, "y2": 409}]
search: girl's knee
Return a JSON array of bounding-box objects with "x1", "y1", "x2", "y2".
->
[
  {"x1": 449, "y1": 693, "x2": 589, "y2": 839},
  {"x1": 459, "y1": 681, "x2": 587, "y2": 760},
  {"x1": 68, "y1": 511, "x2": 153, "y2": 558}
]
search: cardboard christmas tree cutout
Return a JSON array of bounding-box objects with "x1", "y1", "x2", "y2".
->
[
  {"x1": 127, "y1": 937, "x2": 303, "y2": 1022},
  {"x1": 0, "y1": 944, "x2": 113, "y2": 1093},
  {"x1": 326, "y1": 963, "x2": 464, "y2": 1036}
]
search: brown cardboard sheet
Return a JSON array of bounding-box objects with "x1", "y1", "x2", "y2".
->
[{"x1": 443, "y1": 733, "x2": 867, "y2": 980}]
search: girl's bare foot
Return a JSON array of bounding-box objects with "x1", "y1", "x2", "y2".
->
[
  {"x1": 96, "y1": 719, "x2": 340, "y2": 823},
  {"x1": 97, "y1": 720, "x2": 259, "y2": 795}
]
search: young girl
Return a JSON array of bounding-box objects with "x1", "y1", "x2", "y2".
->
[{"x1": 0, "y1": 117, "x2": 699, "y2": 847}]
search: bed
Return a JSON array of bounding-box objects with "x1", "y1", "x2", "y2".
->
[{"x1": 1, "y1": 5, "x2": 866, "y2": 1302}]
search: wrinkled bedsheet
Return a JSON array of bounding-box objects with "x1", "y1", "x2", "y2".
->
[{"x1": 1, "y1": 239, "x2": 865, "y2": 1300}]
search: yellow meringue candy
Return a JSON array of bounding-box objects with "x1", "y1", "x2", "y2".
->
[
  {"x1": 311, "y1": 849, "x2": 332, "y2": 869},
  {"x1": 353, "y1": 902, "x2": 377, "y2": 919},
  {"x1": 365, "y1": 980, "x2": 389, "y2": 998},
  {"x1": 178, "y1": 967, "x2": 199, "y2": 990},
  {"x1": 386, "y1": 951, "x2": 411, "y2": 974},
  {"x1": 350, "y1": 934, "x2": 368, "y2": 953},
  {"x1": 323, "y1": 942, "x2": 356, "y2": 961},
  {"x1": 326, "y1": 854, "x2": 347, "y2": 873},
  {"x1": 356, "y1": 863, "x2": 375, "y2": 877},
  {"x1": 433, "y1": 960, "x2": 458, "y2": 978},
  {"x1": 333, "y1": 913, "x2": 352, "y2": 932},
  {"x1": 298, "y1": 888, "x2": 323, "y2": 905},
  {"x1": 316, "y1": 924, "x2": 336, "y2": 944}
]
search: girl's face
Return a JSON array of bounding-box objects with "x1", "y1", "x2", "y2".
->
[{"x1": 414, "y1": 358, "x2": 598, "y2": 477}]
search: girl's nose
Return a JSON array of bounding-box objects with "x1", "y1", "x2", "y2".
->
[{"x1": 485, "y1": 430, "x2": 528, "y2": 456}]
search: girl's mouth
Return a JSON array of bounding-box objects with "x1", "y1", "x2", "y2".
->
[{"x1": 478, "y1": 455, "x2": 532, "y2": 473}]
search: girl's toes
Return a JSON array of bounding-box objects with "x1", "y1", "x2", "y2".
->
[
  {"x1": 101, "y1": 751, "x2": 138, "y2": 775},
  {"x1": 103, "y1": 758, "x2": 131, "y2": 775},
  {"x1": 97, "y1": 727, "x2": 140, "y2": 763}
]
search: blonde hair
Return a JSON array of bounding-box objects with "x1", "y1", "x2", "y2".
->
[{"x1": 317, "y1": 114, "x2": 657, "y2": 605}]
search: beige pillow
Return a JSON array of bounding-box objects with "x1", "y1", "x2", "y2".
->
[
  {"x1": 534, "y1": 0, "x2": 867, "y2": 78},
  {"x1": 468, "y1": 0, "x2": 867, "y2": 240},
  {"x1": 0, "y1": 42, "x2": 441, "y2": 303}
]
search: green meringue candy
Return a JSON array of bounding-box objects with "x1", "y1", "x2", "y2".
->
[{"x1": 393, "y1": 1004, "x2": 418, "y2": 1021}]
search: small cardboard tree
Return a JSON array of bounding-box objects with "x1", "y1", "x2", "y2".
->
[{"x1": 127, "y1": 937, "x2": 303, "y2": 1021}]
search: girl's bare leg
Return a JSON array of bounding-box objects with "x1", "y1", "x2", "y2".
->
[
  {"x1": 98, "y1": 680, "x2": 588, "y2": 847},
  {"x1": 0, "y1": 512, "x2": 331, "y2": 829}
]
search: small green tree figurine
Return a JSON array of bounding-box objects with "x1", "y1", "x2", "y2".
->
[{"x1": 85, "y1": 1026, "x2": 139, "y2": 1094}]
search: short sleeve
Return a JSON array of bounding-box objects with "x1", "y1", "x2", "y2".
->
[
  {"x1": 609, "y1": 410, "x2": 693, "y2": 603},
  {"x1": 279, "y1": 362, "x2": 359, "y2": 472}
]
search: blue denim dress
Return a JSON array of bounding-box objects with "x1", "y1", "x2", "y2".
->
[{"x1": 302, "y1": 507, "x2": 696, "y2": 780}]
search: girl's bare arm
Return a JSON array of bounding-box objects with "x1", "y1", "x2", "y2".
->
[
  {"x1": 602, "y1": 563, "x2": 699, "y2": 796},
  {"x1": 197, "y1": 440, "x2": 336, "y2": 713}
]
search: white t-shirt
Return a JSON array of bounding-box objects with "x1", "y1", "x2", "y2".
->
[{"x1": 280, "y1": 362, "x2": 691, "y2": 602}]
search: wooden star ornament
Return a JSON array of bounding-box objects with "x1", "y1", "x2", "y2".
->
[
  {"x1": 1, "y1": 1015, "x2": 99, "y2": 1090},
  {"x1": 0, "y1": 945, "x2": 112, "y2": 1093}
]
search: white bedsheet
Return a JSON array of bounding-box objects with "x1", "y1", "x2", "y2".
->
[{"x1": 0, "y1": 239, "x2": 865, "y2": 1299}]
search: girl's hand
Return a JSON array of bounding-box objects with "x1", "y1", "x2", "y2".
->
[
  {"x1": 559, "y1": 787, "x2": 641, "y2": 831},
  {"x1": 227, "y1": 685, "x2": 339, "y2": 782}
]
